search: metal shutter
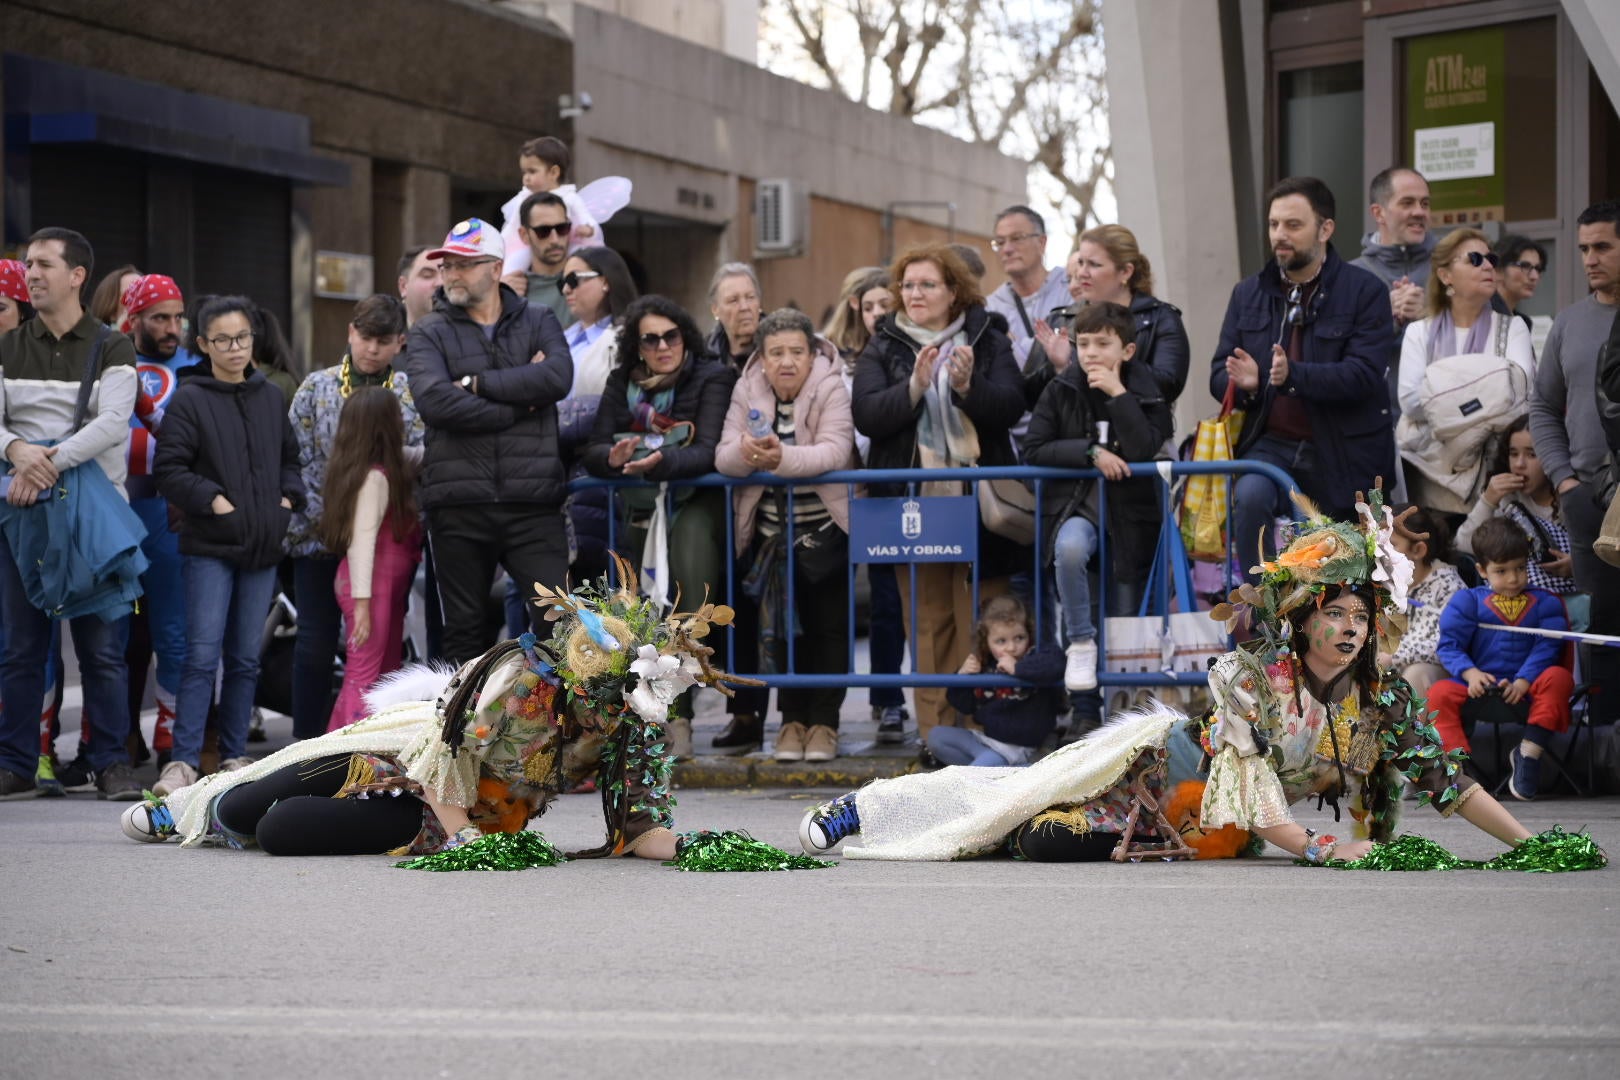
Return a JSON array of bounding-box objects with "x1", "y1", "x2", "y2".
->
[{"x1": 192, "y1": 166, "x2": 292, "y2": 333}]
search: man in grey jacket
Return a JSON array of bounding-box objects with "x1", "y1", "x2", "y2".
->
[
  {"x1": 1529, "y1": 200, "x2": 1620, "y2": 721},
  {"x1": 1351, "y1": 167, "x2": 1436, "y2": 331}
]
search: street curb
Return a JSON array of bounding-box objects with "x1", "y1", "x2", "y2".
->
[{"x1": 673, "y1": 755, "x2": 921, "y2": 789}]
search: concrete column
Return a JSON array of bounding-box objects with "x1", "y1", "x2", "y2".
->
[
  {"x1": 1562, "y1": 0, "x2": 1620, "y2": 111},
  {"x1": 400, "y1": 165, "x2": 452, "y2": 247},
  {"x1": 1104, "y1": 0, "x2": 1244, "y2": 433}
]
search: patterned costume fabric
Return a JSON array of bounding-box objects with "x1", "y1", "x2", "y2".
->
[
  {"x1": 1200, "y1": 650, "x2": 1478, "y2": 838},
  {"x1": 286, "y1": 364, "x2": 424, "y2": 558}
]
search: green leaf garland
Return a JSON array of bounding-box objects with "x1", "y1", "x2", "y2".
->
[{"x1": 1301, "y1": 827, "x2": 1607, "y2": 872}]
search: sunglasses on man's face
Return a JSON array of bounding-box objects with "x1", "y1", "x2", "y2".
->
[
  {"x1": 639, "y1": 328, "x2": 682, "y2": 351},
  {"x1": 525, "y1": 222, "x2": 572, "y2": 240},
  {"x1": 1462, "y1": 250, "x2": 1502, "y2": 269},
  {"x1": 561, "y1": 270, "x2": 601, "y2": 292}
]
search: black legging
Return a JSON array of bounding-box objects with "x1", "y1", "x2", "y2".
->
[
  {"x1": 214, "y1": 755, "x2": 424, "y2": 855},
  {"x1": 1010, "y1": 819, "x2": 1123, "y2": 862}
]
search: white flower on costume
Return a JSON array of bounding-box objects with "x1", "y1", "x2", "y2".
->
[
  {"x1": 1360, "y1": 502, "x2": 1414, "y2": 612},
  {"x1": 627, "y1": 644, "x2": 698, "y2": 724}
]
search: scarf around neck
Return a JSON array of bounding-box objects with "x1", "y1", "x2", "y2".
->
[
  {"x1": 894, "y1": 311, "x2": 978, "y2": 483},
  {"x1": 625, "y1": 361, "x2": 683, "y2": 432},
  {"x1": 1426, "y1": 305, "x2": 1492, "y2": 364}
]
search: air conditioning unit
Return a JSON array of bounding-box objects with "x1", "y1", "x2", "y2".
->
[{"x1": 754, "y1": 178, "x2": 809, "y2": 258}]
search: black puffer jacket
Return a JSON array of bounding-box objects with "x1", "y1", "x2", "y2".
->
[
  {"x1": 1021, "y1": 359, "x2": 1172, "y2": 583},
  {"x1": 1024, "y1": 293, "x2": 1191, "y2": 408},
  {"x1": 851, "y1": 305, "x2": 1029, "y2": 575},
  {"x1": 154, "y1": 368, "x2": 305, "y2": 570},
  {"x1": 404, "y1": 285, "x2": 574, "y2": 510},
  {"x1": 582, "y1": 353, "x2": 738, "y2": 481}
]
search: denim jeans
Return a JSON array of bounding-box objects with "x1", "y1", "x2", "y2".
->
[
  {"x1": 291, "y1": 555, "x2": 341, "y2": 741},
  {"x1": 172, "y1": 556, "x2": 278, "y2": 768},
  {"x1": 0, "y1": 533, "x2": 130, "y2": 777},
  {"x1": 927, "y1": 724, "x2": 1011, "y2": 767},
  {"x1": 1231, "y1": 435, "x2": 1323, "y2": 582},
  {"x1": 1053, "y1": 516, "x2": 1100, "y2": 643}
]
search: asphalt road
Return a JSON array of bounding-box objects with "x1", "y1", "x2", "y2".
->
[{"x1": 3, "y1": 788, "x2": 1617, "y2": 1079}]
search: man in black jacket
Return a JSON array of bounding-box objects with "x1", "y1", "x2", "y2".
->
[
  {"x1": 1210, "y1": 177, "x2": 1395, "y2": 580},
  {"x1": 405, "y1": 218, "x2": 574, "y2": 664}
]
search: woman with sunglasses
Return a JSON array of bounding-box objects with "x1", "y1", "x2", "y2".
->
[
  {"x1": 1396, "y1": 228, "x2": 1534, "y2": 513},
  {"x1": 582, "y1": 295, "x2": 739, "y2": 755},
  {"x1": 153, "y1": 295, "x2": 306, "y2": 795},
  {"x1": 559, "y1": 246, "x2": 638, "y2": 399}
]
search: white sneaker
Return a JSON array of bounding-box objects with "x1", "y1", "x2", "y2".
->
[
  {"x1": 1064, "y1": 640, "x2": 1099, "y2": 692},
  {"x1": 218, "y1": 757, "x2": 256, "y2": 773},
  {"x1": 152, "y1": 760, "x2": 199, "y2": 797}
]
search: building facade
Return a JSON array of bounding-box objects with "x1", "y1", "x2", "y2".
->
[{"x1": 1106, "y1": 0, "x2": 1620, "y2": 429}]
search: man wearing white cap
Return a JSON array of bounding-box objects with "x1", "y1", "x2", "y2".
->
[{"x1": 403, "y1": 218, "x2": 575, "y2": 664}]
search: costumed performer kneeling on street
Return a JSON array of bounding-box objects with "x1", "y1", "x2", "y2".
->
[
  {"x1": 800, "y1": 490, "x2": 1555, "y2": 867},
  {"x1": 122, "y1": 557, "x2": 743, "y2": 861}
]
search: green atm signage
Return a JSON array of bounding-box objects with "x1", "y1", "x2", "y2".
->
[{"x1": 1405, "y1": 26, "x2": 1506, "y2": 225}]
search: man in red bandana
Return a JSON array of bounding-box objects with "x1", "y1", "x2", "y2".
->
[{"x1": 114, "y1": 275, "x2": 196, "y2": 776}]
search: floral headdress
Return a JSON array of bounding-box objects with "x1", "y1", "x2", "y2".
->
[{"x1": 1210, "y1": 482, "x2": 1427, "y2": 656}]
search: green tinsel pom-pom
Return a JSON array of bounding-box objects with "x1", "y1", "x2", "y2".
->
[
  {"x1": 1482, "y1": 826, "x2": 1608, "y2": 873},
  {"x1": 394, "y1": 831, "x2": 567, "y2": 872},
  {"x1": 1305, "y1": 827, "x2": 1608, "y2": 873},
  {"x1": 667, "y1": 830, "x2": 833, "y2": 872},
  {"x1": 1322, "y1": 834, "x2": 1473, "y2": 871}
]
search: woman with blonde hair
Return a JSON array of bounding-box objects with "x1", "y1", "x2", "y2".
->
[
  {"x1": 822, "y1": 266, "x2": 885, "y2": 366},
  {"x1": 1396, "y1": 227, "x2": 1534, "y2": 512},
  {"x1": 1033, "y1": 223, "x2": 1189, "y2": 404}
]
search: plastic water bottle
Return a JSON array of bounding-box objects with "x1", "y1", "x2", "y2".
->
[{"x1": 747, "y1": 408, "x2": 772, "y2": 439}]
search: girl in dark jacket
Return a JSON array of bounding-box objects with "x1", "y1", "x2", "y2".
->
[
  {"x1": 153, "y1": 296, "x2": 305, "y2": 796},
  {"x1": 1022, "y1": 302, "x2": 1173, "y2": 697},
  {"x1": 851, "y1": 243, "x2": 1028, "y2": 742},
  {"x1": 582, "y1": 295, "x2": 740, "y2": 752}
]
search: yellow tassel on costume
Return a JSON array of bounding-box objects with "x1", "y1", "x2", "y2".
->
[
  {"x1": 336, "y1": 754, "x2": 375, "y2": 798},
  {"x1": 1029, "y1": 805, "x2": 1092, "y2": 837}
]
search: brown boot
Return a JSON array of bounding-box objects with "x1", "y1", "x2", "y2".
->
[{"x1": 711, "y1": 712, "x2": 762, "y2": 756}]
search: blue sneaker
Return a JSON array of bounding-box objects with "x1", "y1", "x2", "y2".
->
[
  {"x1": 1508, "y1": 747, "x2": 1541, "y2": 801},
  {"x1": 799, "y1": 792, "x2": 860, "y2": 854}
]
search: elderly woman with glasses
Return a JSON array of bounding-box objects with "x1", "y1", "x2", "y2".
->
[
  {"x1": 154, "y1": 295, "x2": 306, "y2": 795},
  {"x1": 582, "y1": 294, "x2": 739, "y2": 756},
  {"x1": 1396, "y1": 227, "x2": 1535, "y2": 512},
  {"x1": 852, "y1": 243, "x2": 1027, "y2": 749}
]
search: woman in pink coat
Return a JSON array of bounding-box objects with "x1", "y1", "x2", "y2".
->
[{"x1": 716, "y1": 308, "x2": 858, "y2": 762}]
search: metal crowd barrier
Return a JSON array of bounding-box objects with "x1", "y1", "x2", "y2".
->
[{"x1": 570, "y1": 460, "x2": 1300, "y2": 690}]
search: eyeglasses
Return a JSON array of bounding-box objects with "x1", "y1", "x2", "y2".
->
[
  {"x1": 990, "y1": 232, "x2": 1042, "y2": 252},
  {"x1": 1507, "y1": 259, "x2": 1544, "y2": 275},
  {"x1": 524, "y1": 222, "x2": 571, "y2": 239},
  {"x1": 441, "y1": 257, "x2": 497, "y2": 274},
  {"x1": 899, "y1": 280, "x2": 944, "y2": 294},
  {"x1": 561, "y1": 270, "x2": 601, "y2": 292},
  {"x1": 638, "y1": 328, "x2": 682, "y2": 350},
  {"x1": 206, "y1": 331, "x2": 255, "y2": 351},
  {"x1": 1461, "y1": 251, "x2": 1502, "y2": 269}
]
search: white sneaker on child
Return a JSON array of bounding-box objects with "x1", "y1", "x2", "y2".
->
[{"x1": 1064, "y1": 641, "x2": 1098, "y2": 692}]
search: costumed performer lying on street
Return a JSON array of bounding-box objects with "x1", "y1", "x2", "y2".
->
[
  {"x1": 800, "y1": 491, "x2": 1551, "y2": 866},
  {"x1": 122, "y1": 557, "x2": 745, "y2": 861}
]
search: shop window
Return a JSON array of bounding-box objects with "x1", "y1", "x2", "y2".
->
[
  {"x1": 1400, "y1": 18, "x2": 1556, "y2": 226},
  {"x1": 1280, "y1": 63, "x2": 1364, "y2": 224}
]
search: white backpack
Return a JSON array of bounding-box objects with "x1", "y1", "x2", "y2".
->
[{"x1": 1397, "y1": 314, "x2": 1526, "y2": 513}]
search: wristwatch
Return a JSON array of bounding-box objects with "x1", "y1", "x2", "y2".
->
[{"x1": 459, "y1": 375, "x2": 475, "y2": 392}]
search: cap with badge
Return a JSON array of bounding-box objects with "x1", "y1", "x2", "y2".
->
[{"x1": 427, "y1": 218, "x2": 504, "y2": 262}]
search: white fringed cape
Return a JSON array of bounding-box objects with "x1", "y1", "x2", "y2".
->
[
  {"x1": 165, "y1": 665, "x2": 458, "y2": 847},
  {"x1": 841, "y1": 705, "x2": 1183, "y2": 861}
]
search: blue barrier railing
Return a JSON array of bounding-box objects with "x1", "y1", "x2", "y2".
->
[{"x1": 570, "y1": 460, "x2": 1301, "y2": 690}]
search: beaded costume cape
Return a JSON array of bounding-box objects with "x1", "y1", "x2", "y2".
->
[{"x1": 842, "y1": 707, "x2": 1179, "y2": 861}]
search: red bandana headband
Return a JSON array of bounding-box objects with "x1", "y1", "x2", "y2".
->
[
  {"x1": 122, "y1": 274, "x2": 185, "y2": 321},
  {"x1": 0, "y1": 260, "x2": 27, "y2": 306}
]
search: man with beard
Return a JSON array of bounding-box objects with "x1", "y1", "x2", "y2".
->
[
  {"x1": 404, "y1": 218, "x2": 572, "y2": 664},
  {"x1": 89, "y1": 274, "x2": 197, "y2": 780},
  {"x1": 1210, "y1": 177, "x2": 1394, "y2": 581},
  {"x1": 500, "y1": 192, "x2": 574, "y2": 329}
]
